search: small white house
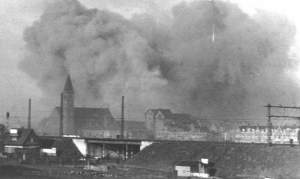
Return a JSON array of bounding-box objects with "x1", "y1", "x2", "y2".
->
[{"x1": 175, "y1": 159, "x2": 210, "y2": 178}]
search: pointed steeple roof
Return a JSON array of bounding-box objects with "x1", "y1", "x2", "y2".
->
[{"x1": 63, "y1": 74, "x2": 74, "y2": 92}]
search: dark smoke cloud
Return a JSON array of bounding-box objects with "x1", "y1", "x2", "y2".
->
[{"x1": 20, "y1": 0, "x2": 298, "y2": 120}]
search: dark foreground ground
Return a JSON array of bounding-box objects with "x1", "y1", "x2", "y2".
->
[
  {"x1": 0, "y1": 165, "x2": 53, "y2": 179},
  {"x1": 0, "y1": 163, "x2": 173, "y2": 179}
]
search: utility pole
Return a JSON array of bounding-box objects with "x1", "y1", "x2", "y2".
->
[
  {"x1": 266, "y1": 103, "x2": 272, "y2": 144},
  {"x1": 264, "y1": 104, "x2": 300, "y2": 145},
  {"x1": 6, "y1": 112, "x2": 10, "y2": 129},
  {"x1": 28, "y1": 98, "x2": 31, "y2": 129},
  {"x1": 121, "y1": 96, "x2": 125, "y2": 139},
  {"x1": 60, "y1": 93, "x2": 63, "y2": 136}
]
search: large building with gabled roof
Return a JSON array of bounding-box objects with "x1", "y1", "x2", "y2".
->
[
  {"x1": 145, "y1": 109, "x2": 201, "y2": 132},
  {"x1": 145, "y1": 109, "x2": 207, "y2": 141},
  {"x1": 38, "y1": 75, "x2": 149, "y2": 139},
  {"x1": 38, "y1": 75, "x2": 118, "y2": 137}
]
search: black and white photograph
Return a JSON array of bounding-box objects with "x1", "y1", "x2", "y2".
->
[{"x1": 0, "y1": 0, "x2": 300, "y2": 178}]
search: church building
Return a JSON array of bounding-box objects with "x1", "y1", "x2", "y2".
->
[{"x1": 38, "y1": 75, "x2": 118, "y2": 137}]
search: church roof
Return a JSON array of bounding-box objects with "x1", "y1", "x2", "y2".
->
[
  {"x1": 63, "y1": 75, "x2": 74, "y2": 92},
  {"x1": 53, "y1": 107, "x2": 115, "y2": 129},
  {"x1": 73, "y1": 107, "x2": 112, "y2": 120},
  {"x1": 54, "y1": 107, "x2": 113, "y2": 120}
]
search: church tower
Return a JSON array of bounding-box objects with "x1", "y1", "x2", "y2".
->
[{"x1": 61, "y1": 74, "x2": 75, "y2": 135}]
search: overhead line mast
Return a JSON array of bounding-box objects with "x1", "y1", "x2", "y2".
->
[
  {"x1": 121, "y1": 96, "x2": 125, "y2": 139},
  {"x1": 263, "y1": 103, "x2": 300, "y2": 144}
]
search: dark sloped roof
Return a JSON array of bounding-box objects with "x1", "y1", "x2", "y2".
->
[
  {"x1": 4, "y1": 129, "x2": 36, "y2": 146},
  {"x1": 55, "y1": 107, "x2": 113, "y2": 121},
  {"x1": 158, "y1": 109, "x2": 174, "y2": 119},
  {"x1": 44, "y1": 107, "x2": 116, "y2": 132},
  {"x1": 39, "y1": 138, "x2": 55, "y2": 149},
  {"x1": 53, "y1": 138, "x2": 82, "y2": 158},
  {"x1": 73, "y1": 107, "x2": 113, "y2": 120},
  {"x1": 74, "y1": 107, "x2": 114, "y2": 129},
  {"x1": 146, "y1": 109, "x2": 174, "y2": 118},
  {"x1": 173, "y1": 113, "x2": 192, "y2": 120},
  {"x1": 282, "y1": 125, "x2": 299, "y2": 130},
  {"x1": 258, "y1": 126, "x2": 267, "y2": 130},
  {"x1": 145, "y1": 109, "x2": 159, "y2": 115},
  {"x1": 63, "y1": 75, "x2": 74, "y2": 92}
]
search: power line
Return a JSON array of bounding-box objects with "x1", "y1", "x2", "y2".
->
[
  {"x1": 0, "y1": 115, "x2": 290, "y2": 122},
  {"x1": 263, "y1": 103, "x2": 300, "y2": 144}
]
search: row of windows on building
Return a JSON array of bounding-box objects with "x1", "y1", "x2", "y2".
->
[
  {"x1": 240, "y1": 128, "x2": 298, "y2": 133},
  {"x1": 155, "y1": 131, "x2": 207, "y2": 141}
]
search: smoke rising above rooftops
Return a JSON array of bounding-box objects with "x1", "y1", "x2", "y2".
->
[{"x1": 20, "y1": 0, "x2": 299, "y2": 120}]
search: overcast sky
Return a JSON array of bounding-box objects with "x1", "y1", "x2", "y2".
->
[{"x1": 0, "y1": 0, "x2": 300, "y2": 125}]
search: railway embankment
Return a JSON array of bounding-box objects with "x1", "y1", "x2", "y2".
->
[{"x1": 123, "y1": 141, "x2": 300, "y2": 179}]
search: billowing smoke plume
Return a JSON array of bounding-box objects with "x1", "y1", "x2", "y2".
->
[{"x1": 20, "y1": 0, "x2": 299, "y2": 120}]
